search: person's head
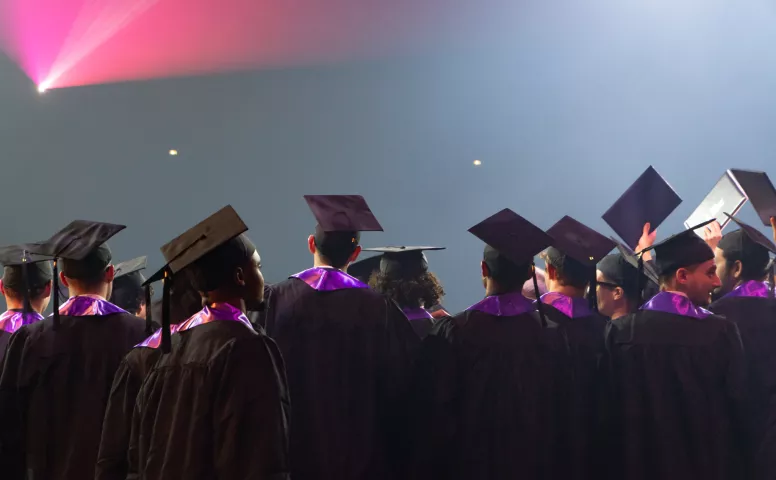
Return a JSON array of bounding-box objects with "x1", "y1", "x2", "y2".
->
[
  {"x1": 60, "y1": 244, "x2": 116, "y2": 299},
  {"x1": 481, "y1": 245, "x2": 533, "y2": 296},
  {"x1": 151, "y1": 267, "x2": 204, "y2": 324},
  {"x1": 652, "y1": 226, "x2": 720, "y2": 306},
  {"x1": 110, "y1": 274, "x2": 147, "y2": 317},
  {"x1": 596, "y1": 254, "x2": 641, "y2": 319},
  {"x1": 542, "y1": 247, "x2": 592, "y2": 297},
  {"x1": 1, "y1": 261, "x2": 53, "y2": 313},
  {"x1": 369, "y1": 270, "x2": 445, "y2": 309},
  {"x1": 307, "y1": 228, "x2": 362, "y2": 269},
  {"x1": 189, "y1": 234, "x2": 265, "y2": 311},
  {"x1": 713, "y1": 228, "x2": 771, "y2": 299}
]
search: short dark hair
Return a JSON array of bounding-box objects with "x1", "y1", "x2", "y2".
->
[
  {"x1": 483, "y1": 246, "x2": 532, "y2": 290},
  {"x1": 544, "y1": 248, "x2": 590, "y2": 289},
  {"x1": 721, "y1": 247, "x2": 770, "y2": 282},
  {"x1": 315, "y1": 231, "x2": 360, "y2": 269},
  {"x1": 110, "y1": 286, "x2": 145, "y2": 315},
  {"x1": 190, "y1": 235, "x2": 256, "y2": 292},
  {"x1": 3, "y1": 281, "x2": 50, "y2": 301},
  {"x1": 369, "y1": 270, "x2": 445, "y2": 309}
]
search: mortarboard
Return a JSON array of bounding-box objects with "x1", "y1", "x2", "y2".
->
[
  {"x1": 348, "y1": 254, "x2": 382, "y2": 283},
  {"x1": 719, "y1": 213, "x2": 776, "y2": 297},
  {"x1": 602, "y1": 166, "x2": 682, "y2": 248},
  {"x1": 637, "y1": 219, "x2": 715, "y2": 277},
  {"x1": 361, "y1": 246, "x2": 444, "y2": 279},
  {"x1": 468, "y1": 208, "x2": 553, "y2": 326},
  {"x1": 26, "y1": 220, "x2": 126, "y2": 328},
  {"x1": 114, "y1": 256, "x2": 147, "y2": 280},
  {"x1": 730, "y1": 169, "x2": 776, "y2": 227},
  {"x1": 0, "y1": 244, "x2": 54, "y2": 314},
  {"x1": 110, "y1": 256, "x2": 148, "y2": 322},
  {"x1": 145, "y1": 205, "x2": 250, "y2": 352},
  {"x1": 546, "y1": 216, "x2": 617, "y2": 312},
  {"x1": 305, "y1": 195, "x2": 383, "y2": 259}
]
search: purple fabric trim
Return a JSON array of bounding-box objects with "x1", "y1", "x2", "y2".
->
[
  {"x1": 135, "y1": 303, "x2": 254, "y2": 349},
  {"x1": 640, "y1": 291, "x2": 712, "y2": 320},
  {"x1": 402, "y1": 307, "x2": 433, "y2": 321},
  {"x1": 467, "y1": 292, "x2": 536, "y2": 317},
  {"x1": 538, "y1": 292, "x2": 592, "y2": 319},
  {"x1": 0, "y1": 310, "x2": 44, "y2": 334},
  {"x1": 291, "y1": 267, "x2": 368, "y2": 291},
  {"x1": 722, "y1": 280, "x2": 771, "y2": 300},
  {"x1": 135, "y1": 324, "x2": 183, "y2": 349},
  {"x1": 57, "y1": 295, "x2": 127, "y2": 317}
]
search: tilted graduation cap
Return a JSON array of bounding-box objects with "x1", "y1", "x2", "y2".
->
[
  {"x1": 26, "y1": 220, "x2": 126, "y2": 328},
  {"x1": 145, "y1": 205, "x2": 249, "y2": 352},
  {"x1": 110, "y1": 256, "x2": 148, "y2": 322},
  {"x1": 546, "y1": 216, "x2": 617, "y2": 312},
  {"x1": 720, "y1": 213, "x2": 776, "y2": 298},
  {"x1": 0, "y1": 244, "x2": 54, "y2": 315},
  {"x1": 361, "y1": 246, "x2": 445, "y2": 279},
  {"x1": 468, "y1": 208, "x2": 553, "y2": 326},
  {"x1": 348, "y1": 254, "x2": 382, "y2": 283},
  {"x1": 304, "y1": 195, "x2": 383, "y2": 258},
  {"x1": 602, "y1": 166, "x2": 682, "y2": 248},
  {"x1": 637, "y1": 219, "x2": 716, "y2": 277}
]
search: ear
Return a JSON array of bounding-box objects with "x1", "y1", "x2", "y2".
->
[
  {"x1": 481, "y1": 261, "x2": 490, "y2": 278},
  {"x1": 234, "y1": 266, "x2": 246, "y2": 286},
  {"x1": 675, "y1": 267, "x2": 690, "y2": 285},
  {"x1": 104, "y1": 265, "x2": 116, "y2": 283},
  {"x1": 43, "y1": 281, "x2": 52, "y2": 297},
  {"x1": 612, "y1": 286, "x2": 625, "y2": 301},
  {"x1": 347, "y1": 245, "x2": 362, "y2": 265},
  {"x1": 732, "y1": 260, "x2": 744, "y2": 279},
  {"x1": 308, "y1": 235, "x2": 317, "y2": 255},
  {"x1": 60, "y1": 271, "x2": 70, "y2": 288},
  {"x1": 0, "y1": 279, "x2": 4, "y2": 296},
  {"x1": 546, "y1": 263, "x2": 558, "y2": 281}
]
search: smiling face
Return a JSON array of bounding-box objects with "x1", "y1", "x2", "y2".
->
[{"x1": 677, "y1": 259, "x2": 721, "y2": 307}]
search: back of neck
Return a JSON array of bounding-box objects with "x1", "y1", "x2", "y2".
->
[{"x1": 548, "y1": 285, "x2": 586, "y2": 299}]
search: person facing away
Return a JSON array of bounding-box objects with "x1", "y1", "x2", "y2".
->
[
  {"x1": 109, "y1": 256, "x2": 150, "y2": 318},
  {"x1": 0, "y1": 220, "x2": 147, "y2": 480},
  {"x1": 366, "y1": 246, "x2": 447, "y2": 339},
  {"x1": 540, "y1": 216, "x2": 617, "y2": 480},
  {"x1": 707, "y1": 215, "x2": 776, "y2": 480},
  {"x1": 262, "y1": 195, "x2": 420, "y2": 480},
  {"x1": 410, "y1": 208, "x2": 561, "y2": 480},
  {"x1": 0, "y1": 247, "x2": 53, "y2": 361},
  {"x1": 606, "y1": 221, "x2": 746, "y2": 480},
  {"x1": 129, "y1": 205, "x2": 290, "y2": 480},
  {"x1": 95, "y1": 265, "x2": 202, "y2": 480}
]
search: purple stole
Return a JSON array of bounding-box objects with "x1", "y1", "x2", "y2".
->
[
  {"x1": 291, "y1": 267, "x2": 368, "y2": 291},
  {"x1": 467, "y1": 292, "x2": 536, "y2": 317},
  {"x1": 0, "y1": 309, "x2": 44, "y2": 334},
  {"x1": 640, "y1": 291, "x2": 712, "y2": 320},
  {"x1": 135, "y1": 303, "x2": 253, "y2": 349},
  {"x1": 538, "y1": 292, "x2": 592, "y2": 319},
  {"x1": 57, "y1": 295, "x2": 127, "y2": 317}
]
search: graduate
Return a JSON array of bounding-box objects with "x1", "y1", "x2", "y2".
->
[
  {"x1": 95, "y1": 267, "x2": 202, "y2": 480},
  {"x1": 596, "y1": 244, "x2": 659, "y2": 320},
  {"x1": 0, "y1": 220, "x2": 147, "y2": 480},
  {"x1": 108, "y1": 256, "x2": 149, "y2": 318},
  {"x1": 365, "y1": 246, "x2": 446, "y2": 339},
  {"x1": 0, "y1": 245, "x2": 52, "y2": 361},
  {"x1": 708, "y1": 214, "x2": 776, "y2": 480},
  {"x1": 606, "y1": 221, "x2": 746, "y2": 480},
  {"x1": 262, "y1": 195, "x2": 419, "y2": 480},
  {"x1": 541, "y1": 215, "x2": 617, "y2": 480},
  {"x1": 128, "y1": 205, "x2": 290, "y2": 479},
  {"x1": 411, "y1": 208, "x2": 559, "y2": 480}
]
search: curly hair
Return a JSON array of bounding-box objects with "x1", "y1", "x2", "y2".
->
[{"x1": 369, "y1": 270, "x2": 445, "y2": 309}]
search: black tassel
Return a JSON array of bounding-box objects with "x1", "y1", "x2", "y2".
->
[
  {"x1": 52, "y1": 259, "x2": 60, "y2": 329},
  {"x1": 588, "y1": 269, "x2": 598, "y2": 313},
  {"x1": 769, "y1": 260, "x2": 775, "y2": 300},
  {"x1": 637, "y1": 256, "x2": 646, "y2": 304},
  {"x1": 144, "y1": 283, "x2": 154, "y2": 335},
  {"x1": 161, "y1": 270, "x2": 172, "y2": 353},
  {"x1": 532, "y1": 263, "x2": 547, "y2": 328},
  {"x1": 20, "y1": 251, "x2": 33, "y2": 314}
]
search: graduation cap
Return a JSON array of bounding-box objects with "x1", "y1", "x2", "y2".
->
[
  {"x1": 546, "y1": 216, "x2": 617, "y2": 312},
  {"x1": 145, "y1": 205, "x2": 249, "y2": 352},
  {"x1": 110, "y1": 256, "x2": 148, "y2": 319},
  {"x1": 468, "y1": 208, "x2": 553, "y2": 326},
  {"x1": 729, "y1": 169, "x2": 776, "y2": 226},
  {"x1": 598, "y1": 238, "x2": 659, "y2": 305},
  {"x1": 304, "y1": 195, "x2": 383, "y2": 259},
  {"x1": 361, "y1": 246, "x2": 444, "y2": 279},
  {"x1": 719, "y1": 213, "x2": 776, "y2": 298},
  {"x1": 637, "y1": 219, "x2": 716, "y2": 278},
  {"x1": 348, "y1": 254, "x2": 382, "y2": 283},
  {"x1": 0, "y1": 244, "x2": 54, "y2": 314},
  {"x1": 26, "y1": 220, "x2": 126, "y2": 328},
  {"x1": 602, "y1": 166, "x2": 682, "y2": 248}
]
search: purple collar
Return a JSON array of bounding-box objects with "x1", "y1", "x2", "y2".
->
[
  {"x1": 135, "y1": 323, "x2": 184, "y2": 349},
  {"x1": 640, "y1": 291, "x2": 712, "y2": 320},
  {"x1": 0, "y1": 310, "x2": 44, "y2": 334},
  {"x1": 722, "y1": 280, "x2": 772, "y2": 300},
  {"x1": 291, "y1": 267, "x2": 368, "y2": 292},
  {"x1": 467, "y1": 292, "x2": 536, "y2": 317},
  {"x1": 57, "y1": 295, "x2": 128, "y2": 317},
  {"x1": 538, "y1": 292, "x2": 592, "y2": 319},
  {"x1": 137, "y1": 303, "x2": 255, "y2": 348},
  {"x1": 402, "y1": 307, "x2": 433, "y2": 321}
]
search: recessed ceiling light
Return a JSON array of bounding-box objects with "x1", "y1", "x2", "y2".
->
[
  {"x1": 473, "y1": 159, "x2": 482, "y2": 166},
  {"x1": 169, "y1": 149, "x2": 178, "y2": 156}
]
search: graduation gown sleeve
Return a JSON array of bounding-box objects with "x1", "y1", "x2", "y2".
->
[{"x1": 0, "y1": 328, "x2": 30, "y2": 480}]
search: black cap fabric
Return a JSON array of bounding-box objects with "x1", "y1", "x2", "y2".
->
[
  {"x1": 110, "y1": 256, "x2": 148, "y2": 314},
  {"x1": 640, "y1": 220, "x2": 716, "y2": 276},
  {"x1": 348, "y1": 255, "x2": 381, "y2": 283},
  {"x1": 468, "y1": 209, "x2": 553, "y2": 266},
  {"x1": 610, "y1": 237, "x2": 660, "y2": 285},
  {"x1": 547, "y1": 216, "x2": 617, "y2": 267},
  {"x1": 602, "y1": 166, "x2": 682, "y2": 247},
  {"x1": 721, "y1": 213, "x2": 776, "y2": 255},
  {"x1": 304, "y1": 195, "x2": 383, "y2": 233},
  {"x1": 717, "y1": 214, "x2": 775, "y2": 279},
  {"x1": 361, "y1": 246, "x2": 444, "y2": 278},
  {"x1": 114, "y1": 256, "x2": 147, "y2": 279},
  {"x1": 0, "y1": 244, "x2": 53, "y2": 291},
  {"x1": 28, "y1": 220, "x2": 126, "y2": 261},
  {"x1": 730, "y1": 169, "x2": 776, "y2": 226}
]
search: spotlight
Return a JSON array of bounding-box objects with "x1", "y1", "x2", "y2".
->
[
  {"x1": 473, "y1": 159, "x2": 482, "y2": 166},
  {"x1": 37, "y1": 82, "x2": 50, "y2": 93},
  {"x1": 169, "y1": 149, "x2": 178, "y2": 156}
]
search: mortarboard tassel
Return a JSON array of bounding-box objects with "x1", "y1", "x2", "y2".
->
[
  {"x1": 769, "y1": 259, "x2": 775, "y2": 300},
  {"x1": 161, "y1": 270, "x2": 172, "y2": 353},
  {"x1": 52, "y1": 259, "x2": 60, "y2": 329},
  {"x1": 532, "y1": 263, "x2": 547, "y2": 328},
  {"x1": 144, "y1": 283, "x2": 153, "y2": 335},
  {"x1": 588, "y1": 257, "x2": 599, "y2": 313},
  {"x1": 20, "y1": 250, "x2": 33, "y2": 314},
  {"x1": 637, "y1": 255, "x2": 646, "y2": 304}
]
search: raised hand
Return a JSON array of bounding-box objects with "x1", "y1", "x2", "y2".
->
[
  {"x1": 702, "y1": 220, "x2": 723, "y2": 251},
  {"x1": 636, "y1": 222, "x2": 657, "y2": 261}
]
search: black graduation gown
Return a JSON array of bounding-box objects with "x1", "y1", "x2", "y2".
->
[
  {"x1": 0, "y1": 312, "x2": 147, "y2": 480},
  {"x1": 410, "y1": 308, "x2": 563, "y2": 480},
  {"x1": 95, "y1": 347, "x2": 161, "y2": 480},
  {"x1": 542, "y1": 305, "x2": 610, "y2": 480},
  {"x1": 606, "y1": 310, "x2": 747, "y2": 480},
  {"x1": 263, "y1": 278, "x2": 420, "y2": 480},
  {"x1": 0, "y1": 330, "x2": 11, "y2": 363},
  {"x1": 709, "y1": 295, "x2": 776, "y2": 480},
  {"x1": 129, "y1": 320, "x2": 290, "y2": 480}
]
